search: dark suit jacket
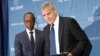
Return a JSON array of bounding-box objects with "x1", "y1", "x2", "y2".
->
[
  {"x1": 43, "y1": 16, "x2": 92, "y2": 56},
  {"x1": 14, "y1": 29, "x2": 44, "y2": 56}
]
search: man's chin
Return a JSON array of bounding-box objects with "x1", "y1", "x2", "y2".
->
[
  {"x1": 27, "y1": 28, "x2": 34, "y2": 30},
  {"x1": 48, "y1": 22, "x2": 53, "y2": 25}
]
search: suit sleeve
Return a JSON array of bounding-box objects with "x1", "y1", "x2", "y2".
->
[
  {"x1": 69, "y1": 19, "x2": 88, "y2": 56},
  {"x1": 14, "y1": 35, "x2": 23, "y2": 56},
  {"x1": 82, "y1": 34, "x2": 92, "y2": 56},
  {"x1": 43, "y1": 27, "x2": 48, "y2": 56},
  {"x1": 43, "y1": 25, "x2": 50, "y2": 56}
]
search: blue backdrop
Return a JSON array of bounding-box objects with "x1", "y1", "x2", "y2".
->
[{"x1": 8, "y1": 0, "x2": 100, "y2": 56}]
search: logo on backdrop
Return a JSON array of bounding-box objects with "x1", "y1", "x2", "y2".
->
[
  {"x1": 58, "y1": 0, "x2": 71, "y2": 2},
  {"x1": 10, "y1": 0, "x2": 23, "y2": 11},
  {"x1": 32, "y1": 0, "x2": 41, "y2": 2},
  {"x1": 84, "y1": 6, "x2": 100, "y2": 40}
]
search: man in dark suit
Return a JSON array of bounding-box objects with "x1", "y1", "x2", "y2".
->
[
  {"x1": 40, "y1": 1, "x2": 92, "y2": 56},
  {"x1": 14, "y1": 12, "x2": 44, "y2": 56}
]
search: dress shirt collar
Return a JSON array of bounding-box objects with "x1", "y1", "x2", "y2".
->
[
  {"x1": 26, "y1": 28, "x2": 36, "y2": 41},
  {"x1": 26, "y1": 28, "x2": 35, "y2": 33},
  {"x1": 54, "y1": 15, "x2": 59, "y2": 26}
]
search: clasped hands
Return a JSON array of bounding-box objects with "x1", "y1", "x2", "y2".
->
[{"x1": 60, "y1": 52, "x2": 72, "y2": 56}]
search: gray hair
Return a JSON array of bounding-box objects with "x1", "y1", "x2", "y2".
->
[{"x1": 40, "y1": 1, "x2": 55, "y2": 10}]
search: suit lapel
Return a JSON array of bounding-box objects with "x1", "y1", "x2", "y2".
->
[
  {"x1": 46, "y1": 25, "x2": 50, "y2": 40},
  {"x1": 22, "y1": 30, "x2": 32, "y2": 49},
  {"x1": 35, "y1": 29, "x2": 37, "y2": 44},
  {"x1": 35, "y1": 29, "x2": 40, "y2": 48},
  {"x1": 23, "y1": 30, "x2": 30, "y2": 42},
  {"x1": 34, "y1": 29, "x2": 37, "y2": 53},
  {"x1": 59, "y1": 17, "x2": 64, "y2": 47},
  {"x1": 46, "y1": 24, "x2": 50, "y2": 52}
]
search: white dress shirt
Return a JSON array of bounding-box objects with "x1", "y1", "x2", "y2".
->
[
  {"x1": 26, "y1": 28, "x2": 36, "y2": 42},
  {"x1": 50, "y1": 15, "x2": 60, "y2": 54}
]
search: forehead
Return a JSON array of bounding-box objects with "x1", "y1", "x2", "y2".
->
[
  {"x1": 24, "y1": 14, "x2": 34, "y2": 20},
  {"x1": 42, "y1": 6, "x2": 53, "y2": 13},
  {"x1": 25, "y1": 14, "x2": 33, "y2": 17}
]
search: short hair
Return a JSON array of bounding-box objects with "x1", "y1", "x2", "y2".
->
[
  {"x1": 40, "y1": 1, "x2": 55, "y2": 11},
  {"x1": 23, "y1": 12, "x2": 35, "y2": 22}
]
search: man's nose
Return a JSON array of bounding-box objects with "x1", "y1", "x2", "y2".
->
[
  {"x1": 27, "y1": 22, "x2": 31, "y2": 25},
  {"x1": 46, "y1": 15, "x2": 49, "y2": 19}
]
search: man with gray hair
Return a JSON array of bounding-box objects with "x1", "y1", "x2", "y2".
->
[{"x1": 40, "y1": 1, "x2": 92, "y2": 56}]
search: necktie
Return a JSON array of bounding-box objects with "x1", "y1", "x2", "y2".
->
[
  {"x1": 50, "y1": 24, "x2": 56, "y2": 55},
  {"x1": 30, "y1": 32, "x2": 35, "y2": 55}
]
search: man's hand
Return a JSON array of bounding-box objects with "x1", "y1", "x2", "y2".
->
[{"x1": 67, "y1": 53, "x2": 72, "y2": 56}]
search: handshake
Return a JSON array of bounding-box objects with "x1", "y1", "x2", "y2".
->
[{"x1": 59, "y1": 52, "x2": 72, "y2": 56}]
